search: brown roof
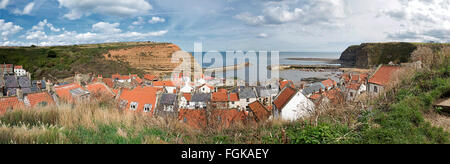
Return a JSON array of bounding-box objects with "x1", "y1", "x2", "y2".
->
[
  {"x1": 182, "y1": 93, "x2": 192, "y2": 101},
  {"x1": 209, "y1": 109, "x2": 247, "y2": 128},
  {"x1": 280, "y1": 80, "x2": 295, "y2": 89},
  {"x1": 54, "y1": 83, "x2": 85, "y2": 102},
  {"x1": 248, "y1": 101, "x2": 271, "y2": 122},
  {"x1": 0, "y1": 97, "x2": 24, "y2": 115},
  {"x1": 85, "y1": 83, "x2": 114, "y2": 97},
  {"x1": 212, "y1": 92, "x2": 228, "y2": 102},
  {"x1": 229, "y1": 93, "x2": 239, "y2": 101},
  {"x1": 26, "y1": 92, "x2": 55, "y2": 108},
  {"x1": 178, "y1": 109, "x2": 207, "y2": 129},
  {"x1": 368, "y1": 65, "x2": 401, "y2": 86},
  {"x1": 321, "y1": 79, "x2": 337, "y2": 88},
  {"x1": 274, "y1": 87, "x2": 297, "y2": 111},
  {"x1": 119, "y1": 86, "x2": 158, "y2": 116},
  {"x1": 346, "y1": 83, "x2": 362, "y2": 90}
]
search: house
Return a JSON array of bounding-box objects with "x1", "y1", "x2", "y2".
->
[
  {"x1": 209, "y1": 109, "x2": 247, "y2": 128},
  {"x1": 255, "y1": 86, "x2": 278, "y2": 107},
  {"x1": 179, "y1": 93, "x2": 192, "y2": 109},
  {"x1": 153, "y1": 81, "x2": 177, "y2": 93},
  {"x1": 273, "y1": 87, "x2": 315, "y2": 121},
  {"x1": 0, "y1": 96, "x2": 24, "y2": 115},
  {"x1": 368, "y1": 65, "x2": 401, "y2": 95},
  {"x1": 238, "y1": 87, "x2": 257, "y2": 111},
  {"x1": 118, "y1": 86, "x2": 158, "y2": 116},
  {"x1": 346, "y1": 83, "x2": 366, "y2": 101},
  {"x1": 5, "y1": 75, "x2": 19, "y2": 96},
  {"x1": 321, "y1": 79, "x2": 337, "y2": 91},
  {"x1": 0, "y1": 64, "x2": 14, "y2": 75},
  {"x1": 228, "y1": 93, "x2": 240, "y2": 109},
  {"x1": 280, "y1": 80, "x2": 295, "y2": 90},
  {"x1": 211, "y1": 92, "x2": 229, "y2": 109},
  {"x1": 85, "y1": 82, "x2": 115, "y2": 98},
  {"x1": 155, "y1": 93, "x2": 178, "y2": 117},
  {"x1": 54, "y1": 83, "x2": 90, "y2": 102},
  {"x1": 14, "y1": 65, "x2": 27, "y2": 77},
  {"x1": 248, "y1": 101, "x2": 272, "y2": 122},
  {"x1": 302, "y1": 82, "x2": 325, "y2": 97},
  {"x1": 144, "y1": 74, "x2": 158, "y2": 82},
  {"x1": 178, "y1": 109, "x2": 207, "y2": 129},
  {"x1": 23, "y1": 92, "x2": 55, "y2": 108},
  {"x1": 190, "y1": 93, "x2": 211, "y2": 109},
  {"x1": 18, "y1": 76, "x2": 32, "y2": 93},
  {"x1": 198, "y1": 84, "x2": 214, "y2": 93},
  {"x1": 180, "y1": 81, "x2": 194, "y2": 93}
]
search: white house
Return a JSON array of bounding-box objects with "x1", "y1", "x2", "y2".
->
[
  {"x1": 368, "y1": 65, "x2": 402, "y2": 96},
  {"x1": 273, "y1": 87, "x2": 315, "y2": 121},
  {"x1": 228, "y1": 93, "x2": 240, "y2": 109},
  {"x1": 198, "y1": 84, "x2": 214, "y2": 93},
  {"x1": 346, "y1": 83, "x2": 366, "y2": 101},
  {"x1": 179, "y1": 93, "x2": 193, "y2": 109},
  {"x1": 14, "y1": 66, "x2": 27, "y2": 77},
  {"x1": 238, "y1": 87, "x2": 257, "y2": 111}
]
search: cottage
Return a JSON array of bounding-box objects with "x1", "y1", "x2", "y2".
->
[
  {"x1": 346, "y1": 83, "x2": 366, "y2": 101},
  {"x1": 178, "y1": 109, "x2": 207, "y2": 129},
  {"x1": 248, "y1": 101, "x2": 272, "y2": 122},
  {"x1": 209, "y1": 109, "x2": 247, "y2": 128},
  {"x1": 321, "y1": 79, "x2": 337, "y2": 91},
  {"x1": 118, "y1": 86, "x2": 158, "y2": 116},
  {"x1": 179, "y1": 93, "x2": 192, "y2": 109},
  {"x1": 180, "y1": 81, "x2": 194, "y2": 93},
  {"x1": 153, "y1": 81, "x2": 177, "y2": 93},
  {"x1": 0, "y1": 96, "x2": 24, "y2": 115},
  {"x1": 156, "y1": 93, "x2": 178, "y2": 117},
  {"x1": 273, "y1": 87, "x2": 315, "y2": 121},
  {"x1": 198, "y1": 84, "x2": 214, "y2": 93},
  {"x1": 211, "y1": 92, "x2": 229, "y2": 109},
  {"x1": 14, "y1": 65, "x2": 27, "y2": 77},
  {"x1": 238, "y1": 87, "x2": 257, "y2": 111},
  {"x1": 280, "y1": 80, "x2": 295, "y2": 90},
  {"x1": 302, "y1": 82, "x2": 325, "y2": 97},
  {"x1": 54, "y1": 83, "x2": 90, "y2": 102},
  {"x1": 228, "y1": 93, "x2": 240, "y2": 109},
  {"x1": 255, "y1": 86, "x2": 278, "y2": 107},
  {"x1": 368, "y1": 65, "x2": 401, "y2": 95},
  {"x1": 85, "y1": 82, "x2": 115, "y2": 98},
  {"x1": 23, "y1": 92, "x2": 55, "y2": 108},
  {"x1": 190, "y1": 93, "x2": 211, "y2": 109},
  {"x1": 0, "y1": 64, "x2": 14, "y2": 75}
]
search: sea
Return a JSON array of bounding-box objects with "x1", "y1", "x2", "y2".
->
[{"x1": 190, "y1": 52, "x2": 343, "y2": 85}]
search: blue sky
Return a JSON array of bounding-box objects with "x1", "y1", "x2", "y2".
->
[{"x1": 0, "y1": 0, "x2": 449, "y2": 52}]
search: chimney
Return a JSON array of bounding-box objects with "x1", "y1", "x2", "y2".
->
[
  {"x1": 300, "y1": 83, "x2": 305, "y2": 90},
  {"x1": 46, "y1": 80, "x2": 53, "y2": 93},
  {"x1": 27, "y1": 72, "x2": 31, "y2": 80},
  {"x1": 16, "y1": 88, "x2": 24, "y2": 100},
  {"x1": 98, "y1": 75, "x2": 103, "y2": 83}
]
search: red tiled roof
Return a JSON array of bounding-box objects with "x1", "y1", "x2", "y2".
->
[
  {"x1": 280, "y1": 80, "x2": 295, "y2": 89},
  {"x1": 153, "y1": 81, "x2": 175, "y2": 87},
  {"x1": 346, "y1": 83, "x2": 361, "y2": 90},
  {"x1": 248, "y1": 101, "x2": 271, "y2": 122},
  {"x1": 351, "y1": 74, "x2": 360, "y2": 82},
  {"x1": 274, "y1": 87, "x2": 297, "y2": 111},
  {"x1": 54, "y1": 83, "x2": 85, "y2": 102},
  {"x1": 144, "y1": 74, "x2": 158, "y2": 81},
  {"x1": 26, "y1": 92, "x2": 55, "y2": 108},
  {"x1": 342, "y1": 73, "x2": 350, "y2": 83},
  {"x1": 310, "y1": 94, "x2": 321, "y2": 100},
  {"x1": 218, "y1": 89, "x2": 228, "y2": 93},
  {"x1": 85, "y1": 83, "x2": 114, "y2": 97},
  {"x1": 0, "y1": 97, "x2": 24, "y2": 115},
  {"x1": 323, "y1": 89, "x2": 344, "y2": 104},
  {"x1": 209, "y1": 109, "x2": 247, "y2": 128},
  {"x1": 212, "y1": 92, "x2": 228, "y2": 102},
  {"x1": 229, "y1": 93, "x2": 239, "y2": 101},
  {"x1": 102, "y1": 78, "x2": 114, "y2": 88},
  {"x1": 179, "y1": 109, "x2": 207, "y2": 129},
  {"x1": 182, "y1": 93, "x2": 192, "y2": 101},
  {"x1": 14, "y1": 65, "x2": 23, "y2": 69},
  {"x1": 129, "y1": 74, "x2": 143, "y2": 84},
  {"x1": 321, "y1": 79, "x2": 337, "y2": 88},
  {"x1": 1, "y1": 64, "x2": 13, "y2": 69},
  {"x1": 368, "y1": 65, "x2": 401, "y2": 86},
  {"x1": 119, "y1": 86, "x2": 158, "y2": 116}
]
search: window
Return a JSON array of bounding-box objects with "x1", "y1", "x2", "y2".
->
[
  {"x1": 232, "y1": 102, "x2": 235, "y2": 105},
  {"x1": 144, "y1": 104, "x2": 152, "y2": 113},
  {"x1": 130, "y1": 102, "x2": 138, "y2": 111},
  {"x1": 374, "y1": 86, "x2": 378, "y2": 93},
  {"x1": 38, "y1": 101, "x2": 48, "y2": 107},
  {"x1": 246, "y1": 98, "x2": 250, "y2": 103},
  {"x1": 350, "y1": 92, "x2": 354, "y2": 97}
]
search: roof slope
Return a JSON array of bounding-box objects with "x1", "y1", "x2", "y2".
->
[
  {"x1": 368, "y1": 65, "x2": 401, "y2": 86},
  {"x1": 25, "y1": 92, "x2": 55, "y2": 108},
  {"x1": 274, "y1": 87, "x2": 297, "y2": 111},
  {"x1": 248, "y1": 101, "x2": 271, "y2": 122},
  {"x1": 119, "y1": 86, "x2": 158, "y2": 115},
  {"x1": 0, "y1": 97, "x2": 24, "y2": 115}
]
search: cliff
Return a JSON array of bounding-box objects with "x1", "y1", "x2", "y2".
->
[{"x1": 339, "y1": 42, "x2": 418, "y2": 68}]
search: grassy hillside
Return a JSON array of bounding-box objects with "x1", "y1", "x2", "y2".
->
[{"x1": 0, "y1": 42, "x2": 169, "y2": 80}]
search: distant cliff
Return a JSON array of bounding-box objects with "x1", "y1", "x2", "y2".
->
[{"x1": 339, "y1": 42, "x2": 418, "y2": 68}]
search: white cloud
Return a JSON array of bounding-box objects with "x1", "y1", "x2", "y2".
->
[
  {"x1": 148, "y1": 17, "x2": 165, "y2": 24},
  {"x1": 0, "y1": 19, "x2": 23, "y2": 40},
  {"x1": 132, "y1": 17, "x2": 145, "y2": 25},
  {"x1": 57, "y1": 0, "x2": 153, "y2": 20},
  {"x1": 257, "y1": 33, "x2": 268, "y2": 38},
  {"x1": 92, "y1": 22, "x2": 122, "y2": 33},
  {"x1": 31, "y1": 19, "x2": 61, "y2": 32},
  {"x1": 13, "y1": 2, "x2": 35, "y2": 15},
  {"x1": 0, "y1": 0, "x2": 9, "y2": 9}
]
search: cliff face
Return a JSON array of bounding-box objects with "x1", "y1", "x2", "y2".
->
[
  {"x1": 103, "y1": 43, "x2": 199, "y2": 76},
  {"x1": 339, "y1": 42, "x2": 418, "y2": 68}
]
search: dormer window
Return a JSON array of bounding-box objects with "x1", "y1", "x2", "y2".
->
[
  {"x1": 130, "y1": 102, "x2": 138, "y2": 111},
  {"x1": 144, "y1": 104, "x2": 152, "y2": 113}
]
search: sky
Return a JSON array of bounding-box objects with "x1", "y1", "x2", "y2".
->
[{"x1": 0, "y1": 0, "x2": 449, "y2": 52}]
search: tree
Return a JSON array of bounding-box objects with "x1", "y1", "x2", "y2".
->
[{"x1": 47, "y1": 50, "x2": 57, "y2": 58}]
